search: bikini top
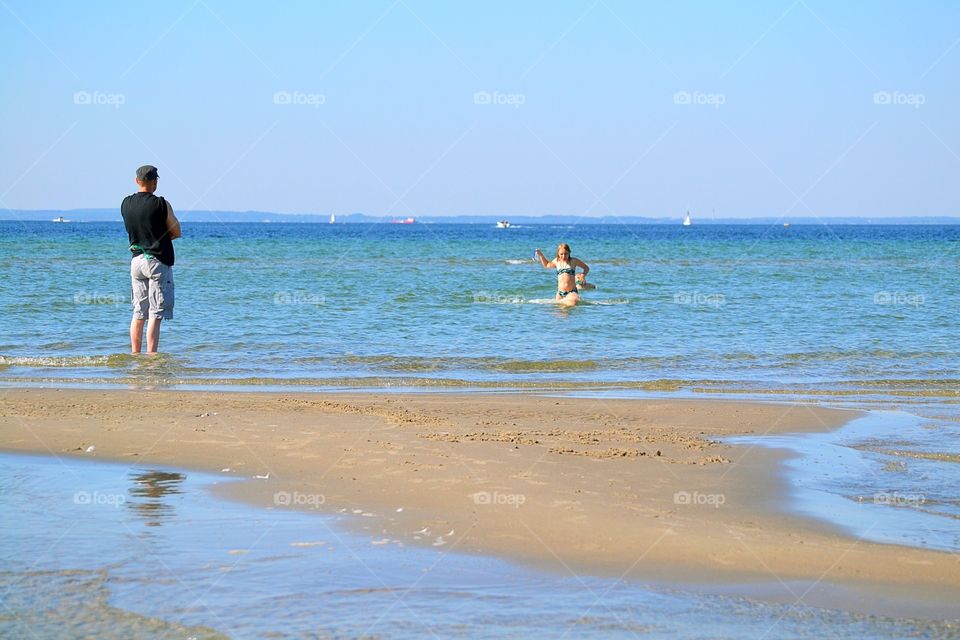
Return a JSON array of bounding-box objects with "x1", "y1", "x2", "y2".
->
[{"x1": 556, "y1": 262, "x2": 576, "y2": 276}]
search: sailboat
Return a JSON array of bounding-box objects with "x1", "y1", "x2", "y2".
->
[
  {"x1": 682, "y1": 211, "x2": 692, "y2": 226},
  {"x1": 329, "y1": 213, "x2": 336, "y2": 224}
]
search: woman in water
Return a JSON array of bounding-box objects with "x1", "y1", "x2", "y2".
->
[{"x1": 534, "y1": 243, "x2": 590, "y2": 306}]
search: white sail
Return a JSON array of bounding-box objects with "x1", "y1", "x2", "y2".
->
[{"x1": 682, "y1": 211, "x2": 692, "y2": 226}]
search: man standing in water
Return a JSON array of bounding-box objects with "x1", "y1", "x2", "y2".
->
[{"x1": 121, "y1": 165, "x2": 181, "y2": 354}]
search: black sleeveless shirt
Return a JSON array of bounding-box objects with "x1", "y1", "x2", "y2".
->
[{"x1": 121, "y1": 192, "x2": 175, "y2": 266}]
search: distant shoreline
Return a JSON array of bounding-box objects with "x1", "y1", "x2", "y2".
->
[{"x1": 4, "y1": 211, "x2": 960, "y2": 224}]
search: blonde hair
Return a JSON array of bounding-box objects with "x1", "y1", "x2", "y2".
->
[{"x1": 556, "y1": 243, "x2": 572, "y2": 261}]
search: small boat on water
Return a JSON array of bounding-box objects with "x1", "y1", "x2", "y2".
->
[
  {"x1": 329, "y1": 213, "x2": 336, "y2": 224},
  {"x1": 391, "y1": 217, "x2": 416, "y2": 224},
  {"x1": 52, "y1": 216, "x2": 70, "y2": 223},
  {"x1": 496, "y1": 220, "x2": 511, "y2": 228},
  {"x1": 682, "y1": 211, "x2": 692, "y2": 226}
]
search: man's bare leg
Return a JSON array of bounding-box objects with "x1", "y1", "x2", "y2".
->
[
  {"x1": 146, "y1": 318, "x2": 162, "y2": 354},
  {"x1": 130, "y1": 318, "x2": 145, "y2": 354}
]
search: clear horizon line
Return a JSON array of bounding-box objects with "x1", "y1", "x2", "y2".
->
[{"x1": 4, "y1": 208, "x2": 960, "y2": 220}]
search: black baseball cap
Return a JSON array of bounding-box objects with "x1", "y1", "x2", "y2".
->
[{"x1": 136, "y1": 165, "x2": 159, "y2": 181}]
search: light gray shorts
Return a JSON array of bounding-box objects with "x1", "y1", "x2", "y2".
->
[{"x1": 130, "y1": 254, "x2": 174, "y2": 320}]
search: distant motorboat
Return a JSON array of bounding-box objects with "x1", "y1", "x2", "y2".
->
[
  {"x1": 496, "y1": 220, "x2": 511, "y2": 228},
  {"x1": 52, "y1": 216, "x2": 69, "y2": 223},
  {"x1": 682, "y1": 211, "x2": 692, "y2": 226},
  {"x1": 391, "y1": 217, "x2": 415, "y2": 224}
]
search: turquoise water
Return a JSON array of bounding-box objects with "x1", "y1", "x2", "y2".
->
[
  {"x1": 2, "y1": 453, "x2": 956, "y2": 639},
  {"x1": 2, "y1": 221, "x2": 960, "y2": 635},
  {"x1": 1, "y1": 221, "x2": 957, "y2": 394},
  {"x1": 2, "y1": 221, "x2": 958, "y2": 547},
  {"x1": 726, "y1": 410, "x2": 960, "y2": 552}
]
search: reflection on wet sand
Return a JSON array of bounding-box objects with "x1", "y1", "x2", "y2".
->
[{"x1": 127, "y1": 470, "x2": 185, "y2": 527}]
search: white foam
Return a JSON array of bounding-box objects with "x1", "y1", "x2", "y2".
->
[
  {"x1": 524, "y1": 297, "x2": 629, "y2": 305},
  {"x1": 582, "y1": 299, "x2": 630, "y2": 306}
]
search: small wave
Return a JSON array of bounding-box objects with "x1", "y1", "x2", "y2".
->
[
  {"x1": 0, "y1": 354, "x2": 133, "y2": 368},
  {"x1": 782, "y1": 350, "x2": 954, "y2": 362},
  {"x1": 504, "y1": 259, "x2": 530, "y2": 265},
  {"x1": 847, "y1": 378, "x2": 960, "y2": 388},
  {"x1": 690, "y1": 385, "x2": 960, "y2": 398},
  {"x1": 0, "y1": 374, "x2": 700, "y2": 392},
  {"x1": 317, "y1": 355, "x2": 601, "y2": 374},
  {"x1": 473, "y1": 296, "x2": 527, "y2": 304},
  {"x1": 520, "y1": 297, "x2": 628, "y2": 305},
  {"x1": 488, "y1": 360, "x2": 600, "y2": 373},
  {"x1": 329, "y1": 355, "x2": 455, "y2": 373},
  {"x1": 197, "y1": 376, "x2": 691, "y2": 391},
  {"x1": 859, "y1": 447, "x2": 960, "y2": 464},
  {"x1": 582, "y1": 299, "x2": 629, "y2": 306}
]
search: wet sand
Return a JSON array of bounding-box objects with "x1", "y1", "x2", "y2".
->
[{"x1": 2, "y1": 388, "x2": 958, "y2": 614}]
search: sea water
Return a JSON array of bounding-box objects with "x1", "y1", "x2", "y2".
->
[
  {"x1": 2, "y1": 453, "x2": 956, "y2": 639},
  {"x1": 3, "y1": 220, "x2": 958, "y2": 560},
  {"x1": 0, "y1": 221, "x2": 957, "y2": 396}
]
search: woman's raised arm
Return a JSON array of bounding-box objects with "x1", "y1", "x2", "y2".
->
[{"x1": 534, "y1": 248, "x2": 554, "y2": 268}]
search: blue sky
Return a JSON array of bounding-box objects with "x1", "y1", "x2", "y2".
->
[{"x1": 1, "y1": 0, "x2": 957, "y2": 218}]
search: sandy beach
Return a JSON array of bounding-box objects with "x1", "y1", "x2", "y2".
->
[{"x1": 2, "y1": 387, "x2": 958, "y2": 616}]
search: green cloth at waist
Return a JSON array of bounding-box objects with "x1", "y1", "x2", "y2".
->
[{"x1": 129, "y1": 243, "x2": 156, "y2": 259}]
